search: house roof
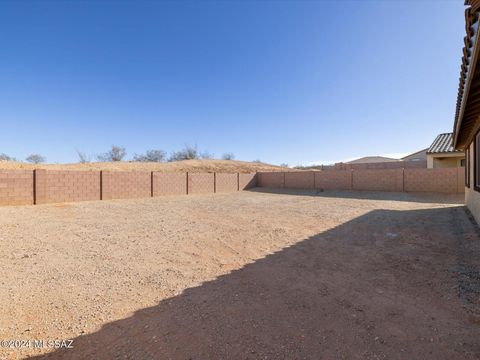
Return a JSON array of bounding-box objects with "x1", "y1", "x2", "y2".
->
[
  {"x1": 427, "y1": 133, "x2": 462, "y2": 154},
  {"x1": 346, "y1": 156, "x2": 399, "y2": 164},
  {"x1": 453, "y1": 0, "x2": 480, "y2": 149},
  {"x1": 401, "y1": 148, "x2": 428, "y2": 161}
]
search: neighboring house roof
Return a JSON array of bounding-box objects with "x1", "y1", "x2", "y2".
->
[
  {"x1": 346, "y1": 156, "x2": 399, "y2": 164},
  {"x1": 453, "y1": 0, "x2": 480, "y2": 149},
  {"x1": 401, "y1": 148, "x2": 428, "y2": 161},
  {"x1": 427, "y1": 133, "x2": 463, "y2": 154}
]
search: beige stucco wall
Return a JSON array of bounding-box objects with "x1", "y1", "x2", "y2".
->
[
  {"x1": 427, "y1": 154, "x2": 465, "y2": 168},
  {"x1": 465, "y1": 142, "x2": 480, "y2": 224}
]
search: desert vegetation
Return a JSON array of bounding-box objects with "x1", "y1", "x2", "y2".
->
[{"x1": 25, "y1": 154, "x2": 46, "y2": 164}]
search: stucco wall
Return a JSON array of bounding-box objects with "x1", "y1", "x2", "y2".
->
[
  {"x1": 465, "y1": 142, "x2": 480, "y2": 223},
  {"x1": 427, "y1": 154, "x2": 465, "y2": 168}
]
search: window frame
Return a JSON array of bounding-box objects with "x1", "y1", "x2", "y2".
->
[
  {"x1": 465, "y1": 145, "x2": 470, "y2": 189},
  {"x1": 466, "y1": 147, "x2": 470, "y2": 188},
  {"x1": 475, "y1": 131, "x2": 480, "y2": 191}
]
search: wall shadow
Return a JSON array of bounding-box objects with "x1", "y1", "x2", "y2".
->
[
  {"x1": 29, "y1": 207, "x2": 479, "y2": 359},
  {"x1": 248, "y1": 187, "x2": 465, "y2": 205}
]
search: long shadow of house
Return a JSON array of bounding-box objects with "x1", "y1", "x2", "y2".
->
[{"x1": 29, "y1": 206, "x2": 480, "y2": 359}]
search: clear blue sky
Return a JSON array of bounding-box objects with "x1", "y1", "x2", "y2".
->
[{"x1": 0, "y1": 1, "x2": 466, "y2": 165}]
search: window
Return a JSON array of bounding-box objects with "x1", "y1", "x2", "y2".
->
[
  {"x1": 476, "y1": 132, "x2": 480, "y2": 190},
  {"x1": 461, "y1": 159, "x2": 466, "y2": 167},
  {"x1": 466, "y1": 148, "x2": 470, "y2": 188}
]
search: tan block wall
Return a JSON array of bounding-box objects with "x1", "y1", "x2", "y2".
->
[
  {"x1": 326, "y1": 160, "x2": 427, "y2": 170},
  {"x1": 404, "y1": 160, "x2": 427, "y2": 169},
  {"x1": 239, "y1": 173, "x2": 257, "y2": 190},
  {"x1": 353, "y1": 169, "x2": 404, "y2": 192},
  {"x1": 101, "y1": 171, "x2": 151, "y2": 200},
  {"x1": 152, "y1": 173, "x2": 187, "y2": 196},
  {"x1": 257, "y1": 172, "x2": 284, "y2": 188},
  {"x1": 35, "y1": 170, "x2": 100, "y2": 204},
  {"x1": 0, "y1": 170, "x2": 34, "y2": 205},
  {"x1": 257, "y1": 168, "x2": 463, "y2": 194},
  {"x1": 314, "y1": 170, "x2": 352, "y2": 190},
  {"x1": 404, "y1": 168, "x2": 459, "y2": 193},
  {"x1": 215, "y1": 173, "x2": 238, "y2": 193},
  {"x1": 284, "y1": 171, "x2": 315, "y2": 189},
  {"x1": 188, "y1": 173, "x2": 215, "y2": 194}
]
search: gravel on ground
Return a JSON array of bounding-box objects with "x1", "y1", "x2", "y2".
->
[{"x1": 0, "y1": 189, "x2": 478, "y2": 359}]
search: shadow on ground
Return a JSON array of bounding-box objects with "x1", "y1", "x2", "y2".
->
[
  {"x1": 248, "y1": 187, "x2": 465, "y2": 204},
  {"x1": 29, "y1": 206, "x2": 480, "y2": 359}
]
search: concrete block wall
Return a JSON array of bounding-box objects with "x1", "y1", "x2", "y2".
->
[
  {"x1": 0, "y1": 170, "x2": 257, "y2": 206},
  {"x1": 152, "y1": 173, "x2": 187, "y2": 196},
  {"x1": 257, "y1": 168, "x2": 464, "y2": 194},
  {"x1": 0, "y1": 170, "x2": 34, "y2": 205},
  {"x1": 188, "y1": 173, "x2": 215, "y2": 194},
  {"x1": 285, "y1": 171, "x2": 315, "y2": 189},
  {"x1": 101, "y1": 171, "x2": 152, "y2": 200},
  {"x1": 314, "y1": 170, "x2": 352, "y2": 190},
  {"x1": 257, "y1": 172, "x2": 285, "y2": 188},
  {"x1": 404, "y1": 168, "x2": 461, "y2": 194},
  {"x1": 239, "y1": 173, "x2": 257, "y2": 190},
  {"x1": 215, "y1": 173, "x2": 238, "y2": 193},
  {"x1": 352, "y1": 169, "x2": 404, "y2": 192},
  {"x1": 325, "y1": 160, "x2": 427, "y2": 171},
  {"x1": 35, "y1": 170, "x2": 100, "y2": 204}
]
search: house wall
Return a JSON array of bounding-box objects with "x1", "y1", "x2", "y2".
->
[
  {"x1": 427, "y1": 154, "x2": 465, "y2": 168},
  {"x1": 465, "y1": 142, "x2": 480, "y2": 224}
]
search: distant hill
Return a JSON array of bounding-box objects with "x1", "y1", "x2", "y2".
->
[{"x1": 0, "y1": 159, "x2": 289, "y2": 174}]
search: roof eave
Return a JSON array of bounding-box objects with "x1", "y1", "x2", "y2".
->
[{"x1": 454, "y1": 6, "x2": 480, "y2": 149}]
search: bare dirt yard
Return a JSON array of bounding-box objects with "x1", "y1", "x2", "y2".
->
[{"x1": 1, "y1": 189, "x2": 479, "y2": 359}]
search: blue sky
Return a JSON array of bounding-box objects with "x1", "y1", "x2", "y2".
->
[{"x1": 0, "y1": 1, "x2": 466, "y2": 165}]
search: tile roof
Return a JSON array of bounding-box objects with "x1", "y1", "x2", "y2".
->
[
  {"x1": 427, "y1": 133, "x2": 462, "y2": 154},
  {"x1": 453, "y1": 0, "x2": 480, "y2": 148}
]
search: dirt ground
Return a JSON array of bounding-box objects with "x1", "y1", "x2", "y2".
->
[
  {"x1": 0, "y1": 159, "x2": 288, "y2": 173},
  {"x1": 0, "y1": 189, "x2": 479, "y2": 359}
]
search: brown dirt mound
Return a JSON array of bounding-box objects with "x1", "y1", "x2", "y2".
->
[{"x1": 0, "y1": 159, "x2": 290, "y2": 173}]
